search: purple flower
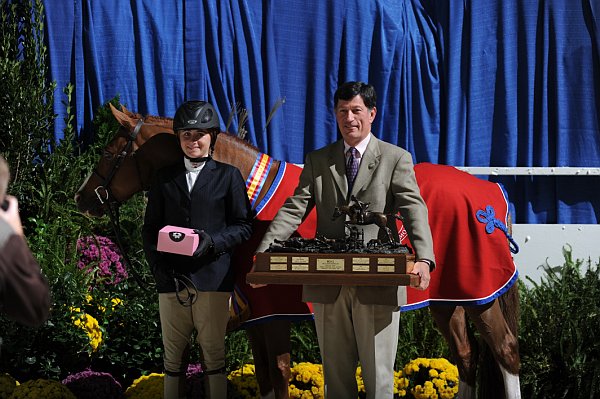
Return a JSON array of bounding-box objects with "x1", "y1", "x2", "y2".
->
[
  {"x1": 186, "y1": 363, "x2": 203, "y2": 377},
  {"x1": 186, "y1": 363, "x2": 205, "y2": 398},
  {"x1": 77, "y1": 236, "x2": 129, "y2": 286},
  {"x1": 62, "y1": 369, "x2": 123, "y2": 399}
]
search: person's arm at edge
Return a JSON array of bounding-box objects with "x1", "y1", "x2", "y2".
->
[{"x1": 0, "y1": 216, "x2": 50, "y2": 327}]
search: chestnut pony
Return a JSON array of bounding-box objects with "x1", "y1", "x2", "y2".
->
[{"x1": 75, "y1": 105, "x2": 521, "y2": 399}]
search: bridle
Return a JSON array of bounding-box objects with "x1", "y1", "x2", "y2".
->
[
  {"x1": 92, "y1": 118, "x2": 144, "y2": 207},
  {"x1": 91, "y1": 118, "x2": 149, "y2": 288}
]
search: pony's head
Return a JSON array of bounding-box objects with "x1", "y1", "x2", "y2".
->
[{"x1": 74, "y1": 105, "x2": 179, "y2": 216}]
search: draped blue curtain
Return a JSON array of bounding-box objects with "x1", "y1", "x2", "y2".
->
[{"x1": 43, "y1": 0, "x2": 600, "y2": 224}]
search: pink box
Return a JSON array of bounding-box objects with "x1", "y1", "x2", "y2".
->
[{"x1": 157, "y1": 226, "x2": 200, "y2": 256}]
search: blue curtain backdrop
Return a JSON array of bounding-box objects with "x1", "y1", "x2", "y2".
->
[{"x1": 42, "y1": 0, "x2": 600, "y2": 224}]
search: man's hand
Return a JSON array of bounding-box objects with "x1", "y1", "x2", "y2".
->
[
  {"x1": 0, "y1": 196, "x2": 23, "y2": 236},
  {"x1": 248, "y1": 255, "x2": 267, "y2": 288},
  {"x1": 410, "y1": 260, "x2": 431, "y2": 290},
  {"x1": 193, "y1": 230, "x2": 214, "y2": 258}
]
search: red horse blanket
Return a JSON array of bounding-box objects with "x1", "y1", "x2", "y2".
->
[
  {"x1": 235, "y1": 160, "x2": 518, "y2": 326},
  {"x1": 400, "y1": 163, "x2": 518, "y2": 310}
]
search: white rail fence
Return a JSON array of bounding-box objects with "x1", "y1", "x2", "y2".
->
[{"x1": 456, "y1": 167, "x2": 600, "y2": 284}]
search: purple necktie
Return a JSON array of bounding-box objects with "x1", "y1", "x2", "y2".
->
[{"x1": 346, "y1": 147, "x2": 360, "y2": 192}]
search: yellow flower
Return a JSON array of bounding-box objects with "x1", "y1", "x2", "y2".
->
[
  {"x1": 404, "y1": 358, "x2": 458, "y2": 399},
  {"x1": 70, "y1": 307, "x2": 103, "y2": 353},
  {"x1": 231, "y1": 359, "x2": 454, "y2": 399},
  {"x1": 125, "y1": 373, "x2": 164, "y2": 399},
  {"x1": 289, "y1": 362, "x2": 324, "y2": 398},
  {"x1": 228, "y1": 364, "x2": 260, "y2": 398},
  {"x1": 111, "y1": 297, "x2": 123, "y2": 308}
]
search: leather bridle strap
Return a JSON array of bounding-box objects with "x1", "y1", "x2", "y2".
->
[
  {"x1": 93, "y1": 118, "x2": 144, "y2": 206},
  {"x1": 99, "y1": 118, "x2": 149, "y2": 289}
]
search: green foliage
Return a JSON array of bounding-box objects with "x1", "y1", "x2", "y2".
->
[
  {"x1": 291, "y1": 320, "x2": 321, "y2": 364},
  {"x1": 0, "y1": 0, "x2": 56, "y2": 219},
  {"x1": 519, "y1": 247, "x2": 600, "y2": 399},
  {"x1": 225, "y1": 329, "x2": 253, "y2": 371},
  {"x1": 0, "y1": 49, "x2": 160, "y2": 386},
  {"x1": 87, "y1": 284, "x2": 163, "y2": 385},
  {"x1": 397, "y1": 308, "x2": 449, "y2": 367}
]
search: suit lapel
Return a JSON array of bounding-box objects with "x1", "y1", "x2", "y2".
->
[
  {"x1": 328, "y1": 140, "x2": 348, "y2": 196},
  {"x1": 173, "y1": 162, "x2": 190, "y2": 199},
  {"x1": 191, "y1": 159, "x2": 216, "y2": 195},
  {"x1": 351, "y1": 137, "x2": 381, "y2": 196}
]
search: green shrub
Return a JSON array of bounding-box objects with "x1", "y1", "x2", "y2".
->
[
  {"x1": 225, "y1": 329, "x2": 253, "y2": 371},
  {"x1": 0, "y1": 0, "x2": 56, "y2": 220},
  {"x1": 397, "y1": 307, "x2": 449, "y2": 367},
  {"x1": 0, "y1": 81, "x2": 162, "y2": 387},
  {"x1": 291, "y1": 320, "x2": 321, "y2": 364},
  {"x1": 519, "y1": 247, "x2": 600, "y2": 398},
  {"x1": 87, "y1": 283, "x2": 163, "y2": 385}
]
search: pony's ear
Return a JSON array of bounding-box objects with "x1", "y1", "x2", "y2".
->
[
  {"x1": 109, "y1": 102, "x2": 120, "y2": 115},
  {"x1": 110, "y1": 103, "x2": 137, "y2": 130},
  {"x1": 121, "y1": 105, "x2": 134, "y2": 117},
  {"x1": 108, "y1": 103, "x2": 127, "y2": 126}
]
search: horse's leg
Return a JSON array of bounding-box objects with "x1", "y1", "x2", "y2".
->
[
  {"x1": 383, "y1": 226, "x2": 394, "y2": 243},
  {"x1": 246, "y1": 320, "x2": 291, "y2": 399},
  {"x1": 464, "y1": 298, "x2": 521, "y2": 399},
  {"x1": 429, "y1": 305, "x2": 478, "y2": 398}
]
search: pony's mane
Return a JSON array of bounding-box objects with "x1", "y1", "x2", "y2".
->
[
  {"x1": 142, "y1": 113, "x2": 174, "y2": 127},
  {"x1": 218, "y1": 131, "x2": 260, "y2": 152}
]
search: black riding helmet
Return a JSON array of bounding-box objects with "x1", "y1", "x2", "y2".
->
[
  {"x1": 173, "y1": 101, "x2": 220, "y2": 131},
  {"x1": 173, "y1": 100, "x2": 220, "y2": 150}
]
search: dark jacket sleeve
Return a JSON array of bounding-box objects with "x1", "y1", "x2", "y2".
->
[
  {"x1": 210, "y1": 168, "x2": 254, "y2": 253},
  {"x1": 0, "y1": 235, "x2": 51, "y2": 327}
]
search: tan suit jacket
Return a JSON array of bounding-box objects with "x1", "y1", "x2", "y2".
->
[{"x1": 257, "y1": 136, "x2": 434, "y2": 306}]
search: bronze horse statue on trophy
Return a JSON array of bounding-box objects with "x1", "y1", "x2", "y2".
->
[
  {"x1": 75, "y1": 104, "x2": 522, "y2": 399},
  {"x1": 332, "y1": 195, "x2": 403, "y2": 243}
]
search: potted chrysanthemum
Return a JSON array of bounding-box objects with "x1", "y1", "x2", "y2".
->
[
  {"x1": 61, "y1": 369, "x2": 122, "y2": 399},
  {"x1": 227, "y1": 363, "x2": 261, "y2": 399},
  {"x1": 77, "y1": 235, "x2": 128, "y2": 286},
  {"x1": 403, "y1": 358, "x2": 459, "y2": 399}
]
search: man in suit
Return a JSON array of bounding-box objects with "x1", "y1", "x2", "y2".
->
[
  {"x1": 142, "y1": 101, "x2": 253, "y2": 399},
  {"x1": 255, "y1": 81, "x2": 435, "y2": 398}
]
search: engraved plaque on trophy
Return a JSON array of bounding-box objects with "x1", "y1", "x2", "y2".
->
[
  {"x1": 249, "y1": 252, "x2": 417, "y2": 286},
  {"x1": 246, "y1": 197, "x2": 421, "y2": 287}
]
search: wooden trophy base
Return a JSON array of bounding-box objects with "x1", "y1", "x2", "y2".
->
[{"x1": 247, "y1": 252, "x2": 420, "y2": 287}]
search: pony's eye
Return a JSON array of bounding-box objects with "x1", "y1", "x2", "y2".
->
[{"x1": 103, "y1": 150, "x2": 114, "y2": 159}]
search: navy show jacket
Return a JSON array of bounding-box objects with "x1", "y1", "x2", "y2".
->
[{"x1": 142, "y1": 158, "x2": 253, "y2": 293}]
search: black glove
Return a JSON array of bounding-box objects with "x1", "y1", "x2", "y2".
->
[{"x1": 193, "y1": 230, "x2": 214, "y2": 258}]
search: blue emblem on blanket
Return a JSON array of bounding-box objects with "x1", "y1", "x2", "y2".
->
[{"x1": 476, "y1": 205, "x2": 519, "y2": 254}]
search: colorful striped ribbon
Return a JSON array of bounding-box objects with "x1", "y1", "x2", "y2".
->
[
  {"x1": 254, "y1": 162, "x2": 286, "y2": 216},
  {"x1": 245, "y1": 153, "x2": 272, "y2": 207}
]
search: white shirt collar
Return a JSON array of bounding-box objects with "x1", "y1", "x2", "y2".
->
[
  {"x1": 184, "y1": 157, "x2": 206, "y2": 173},
  {"x1": 343, "y1": 133, "x2": 371, "y2": 157}
]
